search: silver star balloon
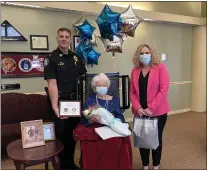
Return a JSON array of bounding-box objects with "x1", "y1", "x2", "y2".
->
[
  {"x1": 120, "y1": 4, "x2": 143, "y2": 37},
  {"x1": 101, "y1": 35, "x2": 124, "y2": 56}
]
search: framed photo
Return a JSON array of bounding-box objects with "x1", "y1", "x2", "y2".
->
[
  {"x1": 159, "y1": 53, "x2": 168, "y2": 62},
  {"x1": 59, "y1": 101, "x2": 81, "y2": 117},
  {"x1": 73, "y1": 35, "x2": 81, "y2": 51},
  {"x1": 30, "y1": 35, "x2": 49, "y2": 50},
  {"x1": 43, "y1": 122, "x2": 56, "y2": 141},
  {"x1": 20, "y1": 119, "x2": 45, "y2": 149},
  {"x1": 1, "y1": 52, "x2": 50, "y2": 78}
]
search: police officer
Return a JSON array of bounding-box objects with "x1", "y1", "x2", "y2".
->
[{"x1": 44, "y1": 28, "x2": 87, "y2": 169}]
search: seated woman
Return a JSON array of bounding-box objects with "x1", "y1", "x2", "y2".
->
[
  {"x1": 74, "y1": 73, "x2": 132, "y2": 170},
  {"x1": 80, "y1": 73, "x2": 125, "y2": 126}
]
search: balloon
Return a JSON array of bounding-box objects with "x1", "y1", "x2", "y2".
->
[
  {"x1": 96, "y1": 4, "x2": 123, "y2": 41},
  {"x1": 76, "y1": 19, "x2": 96, "y2": 40},
  {"x1": 87, "y1": 47, "x2": 101, "y2": 65},
  {"x1": 83, "y1": 33, "x2": 98, "y2": 47},
  {"x1": 75, "y1": 41, "x2": 90, "y2": 62},
  {"x1": 120, "y1": 4, "x2": 143, "y2": 37},
  {"x1": 101, "y1": 34, "x2": 124, "y2": 56},
  {"x1": 73, "y1": 17, "x2": 97, "y2": 34},
  {"x1": 75, "y1": 41, "x2": 100, "y2": 65},
  {"x1": 90, "y1": 33, "x2": 98, "y2": 46}
]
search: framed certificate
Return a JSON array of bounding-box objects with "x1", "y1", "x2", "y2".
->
[
  {"x1": 30, "y1": 35, "x2": 49, "y2": 50},
  {"x1": 59, "y1": 101, "x2": 81, "y2": 117},
  {"x1": 43, "y1": 122, "x2": 56, "y2": 141}
]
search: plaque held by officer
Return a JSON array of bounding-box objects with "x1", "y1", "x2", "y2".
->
[{"x1": 59, "y1": 100, "x2": 81, "y2": 117}]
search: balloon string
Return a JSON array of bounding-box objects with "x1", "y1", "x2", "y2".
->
[{"x1": 112, "y1": 51, "x2": 115, "y2": 69}]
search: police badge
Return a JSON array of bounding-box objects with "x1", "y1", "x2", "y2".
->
[{"x1": 73, "y1": 56, "x2": 78, "y2": 65}]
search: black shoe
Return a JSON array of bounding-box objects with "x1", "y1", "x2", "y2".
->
[
  {"x1": 62, "y1": 164, "x2": 81, "y2": 170},
  {"x1": 70, "y1": 164, "x2": 81, "y2": 170}
]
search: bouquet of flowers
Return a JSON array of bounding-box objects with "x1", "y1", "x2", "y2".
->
[{"x1": 83, "y1": 106, "x2": 131, "y2": 136}]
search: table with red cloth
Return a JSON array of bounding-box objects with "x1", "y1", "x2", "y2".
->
[{"x1": 73, "y1": 123, "x2": 132, "y2": 170}]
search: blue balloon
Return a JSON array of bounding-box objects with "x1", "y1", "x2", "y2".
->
[
  {"x1": 75, "y1": 41, "x2": 100, "y2": 65},
  {"x1": 76, "y1": 20, "x2": 96, "y2": 40},
  {"x1": 96, "y1": 4, "x2": 123, "y2": 41},
  {"x1": 75, "y1": 41, "x2": 90, "y2": 62},
  {"x1": 87, "y1": 47, "x2": 101, "y2": 65}
]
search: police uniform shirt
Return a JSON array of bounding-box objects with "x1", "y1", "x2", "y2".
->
[{"x1": 44, "y1": 48, "x2": 87, "y2": 94}]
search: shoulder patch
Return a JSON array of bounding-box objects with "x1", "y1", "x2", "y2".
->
[{"x1": 44, "y1": 58, "x2": 49, "y2": 67}]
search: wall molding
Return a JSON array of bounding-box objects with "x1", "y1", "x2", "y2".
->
[
  {"x1": 170, "y1": 81, "x2": 192, "y2": 85},
  {"x1": 201, "y1": 17, "x2": 207, "y2": 25},
  {"x1": 2, "y1": 2, "x2": 202, "y2": 26},
  {"x1": 125, "y1": 108, "x2": 191, "y2": 122},
  {"x1": 23, "y1": 91, "x2": 191, "y2": 122},
  {"x1": 23, "y1": 80, "x2": 192, "y2": 95}
]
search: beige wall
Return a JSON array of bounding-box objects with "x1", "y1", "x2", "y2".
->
[
  {"x1": 201, "y1": 2, "x2": 206, "y2": 17},
  {"x1": 12, "y1": 2, "x2": 202, "y2": 25},
  {"x1": 1, "y1": 5, "x2": 194, "y2": 117},
  {"x1": 97, "y1": 2, "x2": 202, "y2": 17},
  {"x1": 191, "y1": 26, "x2": 206, "y2": 112}
]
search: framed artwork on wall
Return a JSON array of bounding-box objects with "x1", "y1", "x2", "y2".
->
[
  {"x1": 73, "y1": 35, "x2": 81, "y2": 51},
  {"x1": 158, "y1": 53, "x2": 168, "y2": 62},
  {"x1": 30, "y1": 35, "x2": 49, "y2": 50},
  {"x1": 1, "y1": 52, "x2": 50, "y2": 78},
  {"x1": 1, "y1": 20, "x2": 27, "y2": 41}
]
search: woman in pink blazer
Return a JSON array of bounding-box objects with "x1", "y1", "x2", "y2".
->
[{"x1": 130, "y1": 44, "x2": 170, "y2": 170}]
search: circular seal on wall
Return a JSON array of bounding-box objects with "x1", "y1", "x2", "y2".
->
[
  {"x1": 18, "y1": 58, "x2": 32, "y2": 72},
  {"x1": 35, "y1": 58, "x2": 44, "y2": 72},
  {"x1": 1, "y1": 58, "x2": 17, "y2": 73}
]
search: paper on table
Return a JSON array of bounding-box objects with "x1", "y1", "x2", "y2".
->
[{"x1": 95, "y1": 126, "x2": 126, "y2": 140}]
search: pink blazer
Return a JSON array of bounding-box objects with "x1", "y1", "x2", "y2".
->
[{"x1": 130, "y1": 63, "x2": 170, "y2": 117}]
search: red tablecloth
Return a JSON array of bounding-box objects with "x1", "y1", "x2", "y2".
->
[{"x1": 73, "y1": 124, "x2": 132, "y2": 170}]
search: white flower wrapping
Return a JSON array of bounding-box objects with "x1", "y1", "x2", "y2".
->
[{"x1": 83, "y1": 107, "x2": 131, "y2": 136}]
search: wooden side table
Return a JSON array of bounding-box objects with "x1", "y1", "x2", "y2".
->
[{"x1": 6, "y1": 139, "x2": 64, "y2": 170}]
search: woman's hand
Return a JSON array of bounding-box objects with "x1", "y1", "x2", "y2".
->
[
  {"x1": 88, "y1": 105, "x2": 99, "y2": 111},
  {"x1": 136, "y1": 108, "x2": 146, "y2": 116},
  {"x1": 143, "y1": 108, "x2": 152, "y2": 116},
  {"x1": 90, "y1": 115, "x2": 101, "y2": 123}
]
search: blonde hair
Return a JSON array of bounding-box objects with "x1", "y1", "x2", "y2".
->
[
  {"x1": 91, "y1": 73, "x2": 111, "y2": 90},
  {"x1": 132, "y1": 44, "x2": 161, "y2": 68}
]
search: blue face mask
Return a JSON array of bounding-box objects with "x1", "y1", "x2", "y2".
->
[
  {"x1": 140, "y1": 54, "x2": 152, "y2": 65},
  {"x1": 96, "y1": 86, "x2": 108, "y2": 96}
]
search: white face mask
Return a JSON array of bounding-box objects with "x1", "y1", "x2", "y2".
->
[{"x1": 140, "y1": 54, "x2": 152, "y2": 65}]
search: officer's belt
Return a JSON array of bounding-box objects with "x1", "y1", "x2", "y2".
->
[{"x1": 58, "y1": 91, "x2": 76, "y2": 99}]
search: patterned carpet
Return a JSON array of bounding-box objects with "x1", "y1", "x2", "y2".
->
[{"x1": 2, "y1": 112, "x2": 206, "y2": 169}]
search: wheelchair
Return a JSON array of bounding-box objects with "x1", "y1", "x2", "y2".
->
[
  {"x1": 74, "y1": 72, "x2": 132, "y2": 170},
  {"x1": 76, "y1": 72, "x2": 130, "y2": 112}
]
